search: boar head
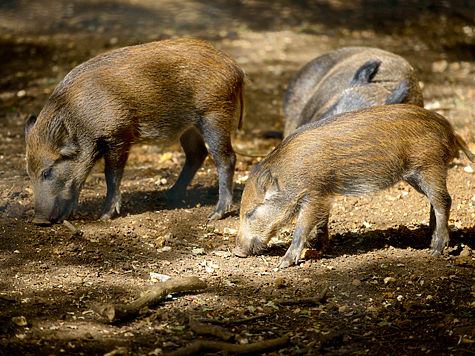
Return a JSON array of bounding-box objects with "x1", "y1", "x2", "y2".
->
[
  {"x1": 234, "y1": 166, "x2": 298, "y2": 257},
  {"x1": 24, "y1": 114, "x2": 93, "y2": 225}
]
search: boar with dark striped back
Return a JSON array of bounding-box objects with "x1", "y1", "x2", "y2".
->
[
  {"x1": 283, "y1": 47, "x2": 423, "y2": 137},
  {"x1": 234, "y1": 105, "x2": 475, "y2": 268},
  {"x1": 24, "y1": 37, "x2": 245, "y2": 225}
]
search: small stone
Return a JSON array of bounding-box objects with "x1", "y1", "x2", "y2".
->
[
  {"x1": 384, "y1": 277, "x2": 396, "y2": 284},
  {"x1": 366, "y1": 305, "x2": 380, "y2": 318},
  {"x1": 455, "y1": 257, "x2": 475, "y2": 267},
  {"x1": 274, "y1": 277, "x2": 286, "y2": 288},
  {"x1": 192, "y1": 248, "x2": 205, "y2": 255},
  {"x1": 464, "y1": 166, "x2": 474, "y2": 173},
  {"x1": 300, "y1": 248, "x2": 321, "y2": 259},
  {"x1": 150, "y1": 273, "x2": 171, "y2": 283},
  {"x1": 382, "y1": 292, "x2": 396, "y2": 299},
  {"x1": 339, "y1": 305, "x2": 349, "y2": 313},
  {"x1": 460, "y1": 246, "x2": 472, "y2": 257},
  {"x1": 12, "y1": 316, "x2": 27, "y2": 326},
  {"x1": 156, "y1": 246, "x2": 172, "y2": 253},
  {"x1": 352, "y1": 279, "x2": 362, "y2": 286},
  {"x1": 223, "y1": 227, "x2": 237, "y2": 234},
  {"x1": 432, "y1": 60, "x2": 448, "y2": 73}
]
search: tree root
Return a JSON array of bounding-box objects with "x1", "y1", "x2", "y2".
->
[
  {"x1": 165, "y1": 336, "x2": 290, "y2": 356},
  {"x1": 189, "y1": 316, "x2": 234, "y2": 341},
  {"x1": 196, "y1": 313, "x2": 269, "y2": 325},
  {"x1": 91, "y1": 276, "x2": 207, "y2": 323}
]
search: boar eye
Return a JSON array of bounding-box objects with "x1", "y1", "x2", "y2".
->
[
  {"x1": 245, "y1": 207, "x2": 257, "y2": 219},
  {"x1": 41, "y1": 168, "x2": 53, "y2": 181}
]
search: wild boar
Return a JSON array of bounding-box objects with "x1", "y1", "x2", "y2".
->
[
  {"x1": 283, "y1": 47, "x2": 423, "y2": 137},
  {"x1": 24, "y1": 37, "x2": 244, "y2": 225},
  {"x1": 234, "y1": 105, "x2": 475, "y2": 268}
]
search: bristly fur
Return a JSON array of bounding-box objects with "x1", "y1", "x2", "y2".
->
[
  {"x1": 236, "y1": 104, "x2": 474, "y2": 267},
  {"x1": 25, "y1": 37, "x2": 245, "y2": 223}
]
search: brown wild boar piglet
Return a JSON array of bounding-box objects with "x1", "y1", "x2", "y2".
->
[
  {"x1": 25, "y1": 37, "x2": 244, "y2": 225},
  {"x1": 283, "y1": 47, "x2": 423, "y2": 137},
  {"x1": 234, "y1": 105, "x2": 475, "y2": 268}
]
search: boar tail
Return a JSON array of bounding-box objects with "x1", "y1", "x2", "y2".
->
[
  {"x1": 237, "y1": 85, "x2": 245, "y2": 131},
  {"x1": 455, "y1": 134, "x2": 475, "y2": 162}
]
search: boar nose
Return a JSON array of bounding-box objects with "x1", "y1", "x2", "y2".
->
[
  {"x1": 32, "y1": 216, "x2": 52, "y2": 226},
  {"x1": 233, "y1": 246, "x2": 249, "y2": 258}
]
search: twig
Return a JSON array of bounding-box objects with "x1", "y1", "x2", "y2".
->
[
  {"x1": 164, "y1": 336, "x2": 289, "y2": 356},
  {"x1": 196, "y1": 313, "x2": 269, "y2": 325},
  {"x1": 91, "y1": 277, "x2": 207, "y2": 323},
  {"x1": 63, "y1": 220, "x2": 83, "y2": 236},
  {"x1": 189, "y1": 316, "x2": 233, "y2": 341},
  {"x1": 261, "y1": 255, "x2": 269, "y2": 266},
  {"x1": 165, "y1": 238, "x2": 199, "y2": 247},
  {"x1": 272, "y1": 287, "x2": 329, "y2": 306}
]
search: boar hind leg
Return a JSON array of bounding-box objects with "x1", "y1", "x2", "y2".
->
[
  {"x1": 202, "y1": 119, "x2": 236, "y2": 220},
  {"x1": 427, "y1": 192, "x2": 451, "y2": 256},
  {"x1": 278, "y1": 202, "x2": 330, "y2": 269},
  {"x1": 166, "y1": 127, "x2": 208, "y2": 200},
  {"x1": 312, "y1": 221, "x2": 330, "y2": 250},
  {"x1": 405, "y1": 171, "x2": 451, "y2": 256},
  {"x1": 100, "y1": 147, "x2": 130, "y2": 220}
]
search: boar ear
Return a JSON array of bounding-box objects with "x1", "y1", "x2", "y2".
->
[
  {"x1": 348, "y1": 60, "x2": 381, "y2": 87},
  {"x1": 385, "y1": 79, "x2": 410, "y2": 105},
  {"x1": 24, "y1": 115, "x2": 37, "y2": 140},
  {"x1": 51, "y1": 122, "x2": 79, "y2": 158},
  {"x1": 257, "y1": 168, "x2": 279, "y2": 200},
  {"x1": 59, "y1": 140, "x2": 79, "y2": 158}
]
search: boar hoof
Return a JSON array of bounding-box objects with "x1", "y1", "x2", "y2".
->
[
  {"x1": 277, "y1": 258, "x2": 292, "y2": 269},
  {"x1": 232, "y1": 247, "x2": 248, "y2": 258},
  {"x1": 99, "y1": 213, "x2": 113, "y2": 221},
  {"x1": 430, "y1": 237, "x2": 448, "y2": 257},
  {"x1": 208, "y1": 211, "x2": 223, "y2": 220},
  {"x1": 208, "y1": 210, "x2": 224, "y2": 220},
  {"x1": 32, "y1": 217, "x2": 52, "y2": 226}
]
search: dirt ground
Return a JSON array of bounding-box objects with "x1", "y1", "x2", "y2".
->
[{"x1": 1, "y1": 1, "x2": 475, "y2": 355}]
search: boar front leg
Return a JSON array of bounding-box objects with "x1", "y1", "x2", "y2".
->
[
  {"x1": 166, "y1": 127, "x2": 208, "y2": 201},
  {"x1": 278, "y1": 201, "x2": 330, "y2": 269},
  {"x1": 100, "y1": 146, "x2": 130, "y2": 220}
]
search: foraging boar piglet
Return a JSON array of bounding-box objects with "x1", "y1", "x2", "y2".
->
[
  {"x1": 283, "y1": 47, "x2": 423, "y2": 137},
  {"x1": 234, "y1": 105, "x2": 475, "y2": 268},
  {"x1": 25, "y1": 37, "x2": 244, "y2": 225}
]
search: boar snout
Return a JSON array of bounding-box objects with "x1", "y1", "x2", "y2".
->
[
  {"x1": 233, "y1": 232, "x2": 265, "y2": 258},
  {"x1": 32, "y1": 194, "x2": 77, "y2": 225},
  {"x1": 32, "y1": 201, "x2": 59, "y2": 226}
]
